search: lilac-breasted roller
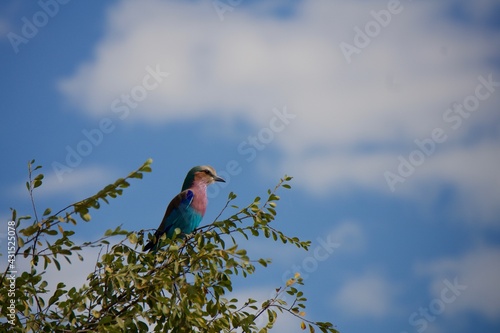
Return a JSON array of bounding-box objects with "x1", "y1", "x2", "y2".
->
[{"x1": 143, "y1": 165, "x2": 225, "y2": 251}]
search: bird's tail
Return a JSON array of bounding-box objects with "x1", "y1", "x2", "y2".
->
[
  {"x1": 143, "y1": 239, "x2": 155, "y2": 252},
  {"x1": 143, "y1": 232, "x2": 159, "y2": 252}
]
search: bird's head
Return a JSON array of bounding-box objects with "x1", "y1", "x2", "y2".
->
[{"x1": 182, "y1": 165, "x2": 225, "y2": 190}]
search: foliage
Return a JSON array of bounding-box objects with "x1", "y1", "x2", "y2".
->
[{"x1": 1, "y1": 159, "x2": 339, "y2": 333}]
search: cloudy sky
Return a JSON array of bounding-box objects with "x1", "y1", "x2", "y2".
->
[{"x1": 1, "y1": 0, "x2": 500, "y2": 332}]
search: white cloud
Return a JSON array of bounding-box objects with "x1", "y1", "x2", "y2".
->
[
  {"x1": 416, "y1": 245, "x2": 500, "y2": 321},
  {"x1": 40, "y1": 166, "x2": 116, "y2": 196},
  {"x1": 284, "y1": 151, "x2": 396, "y2": 194},
  {"x1": 58, "y1": 0, "x2": 498, "y2": 133},
  {"x1": 10, "y1": 165, "x2": 117, "y2": 199},
  {"x1": 58, "y1": 0, "x2": 500, "y2": 223},
  {"x1": 328, "y1": 220, "x2": 366, "y2": 254},
  {"x1": 288, "y1": 139, "x2": 500, "y2": 224},
  {"x1": 15, "y1": 241, "x2": 104, "y2": 298},
  {"x1": 415, "y1": 140, "x2": 500, "y2": 224},
  {"x1": 332, "y1": 272, "x2": 396, "y2": 318}
]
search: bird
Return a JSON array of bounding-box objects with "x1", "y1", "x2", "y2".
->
[{"x1": 143, "y1": 165, "x2": 225, "y2": 252}]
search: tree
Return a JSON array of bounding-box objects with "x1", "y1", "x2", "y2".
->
[{"x1": 1, "y1": 159, "x2": 339, "y2": 333}]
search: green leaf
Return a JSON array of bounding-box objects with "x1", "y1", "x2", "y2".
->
[
  {"x1": 130, "y1": 172, "x2": 143, "y2": 179},
  {"x1": 33, "y1": 174, "x2": 44, "y2": 188},
  {"x1": 258, "y1": 258, "x2": 268, "y2": 267},
  {"x1": 128, "y1": 232, "x2": 138, "y2": 244},
  {"x1": 54, "y1": 259, "x2": 61, "y2": 271},
  {"x1": 44, "y1": 229, "x2": 58, "y2": 236}
]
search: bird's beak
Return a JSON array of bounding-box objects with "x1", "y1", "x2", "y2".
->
[{"x1": 213, "y1": 175, "x2": 225, "y2": 182}]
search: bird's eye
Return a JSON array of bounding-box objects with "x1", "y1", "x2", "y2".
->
[{"x1": 203, "y1": 169, "x2": 211, "y2": 175}]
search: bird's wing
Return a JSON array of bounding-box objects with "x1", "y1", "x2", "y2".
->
[{"x1": 154, "y1": 189, "x2": 194, "y2": 238}]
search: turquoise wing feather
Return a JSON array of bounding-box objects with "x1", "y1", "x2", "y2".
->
[{"x1": 144, "y1": 189, "x2": 202, "y2": 251}]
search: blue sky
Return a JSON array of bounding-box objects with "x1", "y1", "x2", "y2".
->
[{"x1": 1, "y1": 0, "x2": 500, "y2": 332}]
